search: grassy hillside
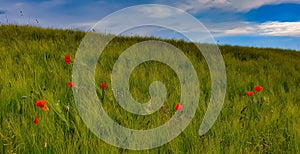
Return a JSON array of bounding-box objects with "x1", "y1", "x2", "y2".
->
[{"x1": 0, "y1": 25, "x2": 299, "y2": 153}]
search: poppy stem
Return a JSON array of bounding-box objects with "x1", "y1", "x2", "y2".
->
[{"x1": 101, "y1": 89, "x2": 105, "y2": 103}]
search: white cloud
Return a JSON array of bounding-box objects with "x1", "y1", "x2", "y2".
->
[
  {"x1": 258, "y1": 21, "x2": 300, "y2": 36},
  {"x1": 177, "y1": 0, "x2": 230, "y2": 13},
  {"x1": 175, "y1": 0, "x2": 300, "y2": 13},
  {"x1": 229, "y1": 0, "x2": 300, "y2": 11},
  {"x1": 223, "y1": 27, "x2": 256, "y2": 35},
  {"x1": 217, "y1": 21, "x2": 300, "y2": 37},
  {"x1": 138, "y1": 6, "x2": 174, "y2": 19}
]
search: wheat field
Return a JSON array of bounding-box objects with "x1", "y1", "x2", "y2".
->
[{"x1": 0, "y1": 25, "x2": 299, "y2": 153}]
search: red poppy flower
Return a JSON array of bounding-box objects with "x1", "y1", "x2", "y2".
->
[
  {"x1": 175, "y1": 103, "x2": 182, "y2": 111},
  {"x1": 36, "y1": 100, "x2": 46, "y2": 108},
  {"x1": 68, "y1": 81, "x2": 74, "y2": 88},
  {"x1": 35, "y1": 100, "x2": 49, "y2": 111},
  {"x1": 254, "y1": 85, "x2": 263, "y2": 92},
  {"x1": 246, "y1": 91, "x2": 254, "y2": 96},
  {"x1": 64, "y1": 55, "x2": 71, "y2": 64},
  {"x1": 34, "y1": 116, "x2": 39, "y2": 124},
  {"x1": 101, "y1": 82, "x2": 106, "y2": 89}
]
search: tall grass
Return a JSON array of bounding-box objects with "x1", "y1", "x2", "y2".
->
[{"x1": 0, "y1": 25, "x2": 299, "y2": 153}]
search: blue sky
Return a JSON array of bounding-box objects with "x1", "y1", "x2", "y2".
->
[{"x1": 0, "y1": 0, "x2": 300, "y2": 51}]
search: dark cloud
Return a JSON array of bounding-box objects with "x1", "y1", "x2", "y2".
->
[{"x1": 0, "y1": 10, "x2": 5, "y2": 14}]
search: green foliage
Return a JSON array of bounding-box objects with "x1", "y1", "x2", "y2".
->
[{"x1": 0, "y1": 25, "x2": 299, "y2": 153}]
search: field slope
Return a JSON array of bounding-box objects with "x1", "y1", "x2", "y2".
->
[{"x1": 0, "y1": 25, "x2": 300, "y2": 153}]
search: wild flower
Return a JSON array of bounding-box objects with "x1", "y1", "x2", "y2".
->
[
  {"x1": 35, "y1": 100, "x2": 49, "y2": 111},
  {"x1": 101, "y1": 82, "x2": 106, "y2": 89},
  {"x1": 64, "y1": 55, "x2": 71, "y2": 64},
  {"x1": 246, "y1": 91, "x2": 254, "y2": 96},
  {"x1": 174, "y1": 103, "x2": 182, "y2": 111},
  {"x1": 68, "y1": 81, "x2": 74, "y2": 88},
  {"x1": 34, "y1": 116, "x2": 38, "y2": 124},
  {"x1": 254, "y1": 85, "x2": 263, "y2": 92}
]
